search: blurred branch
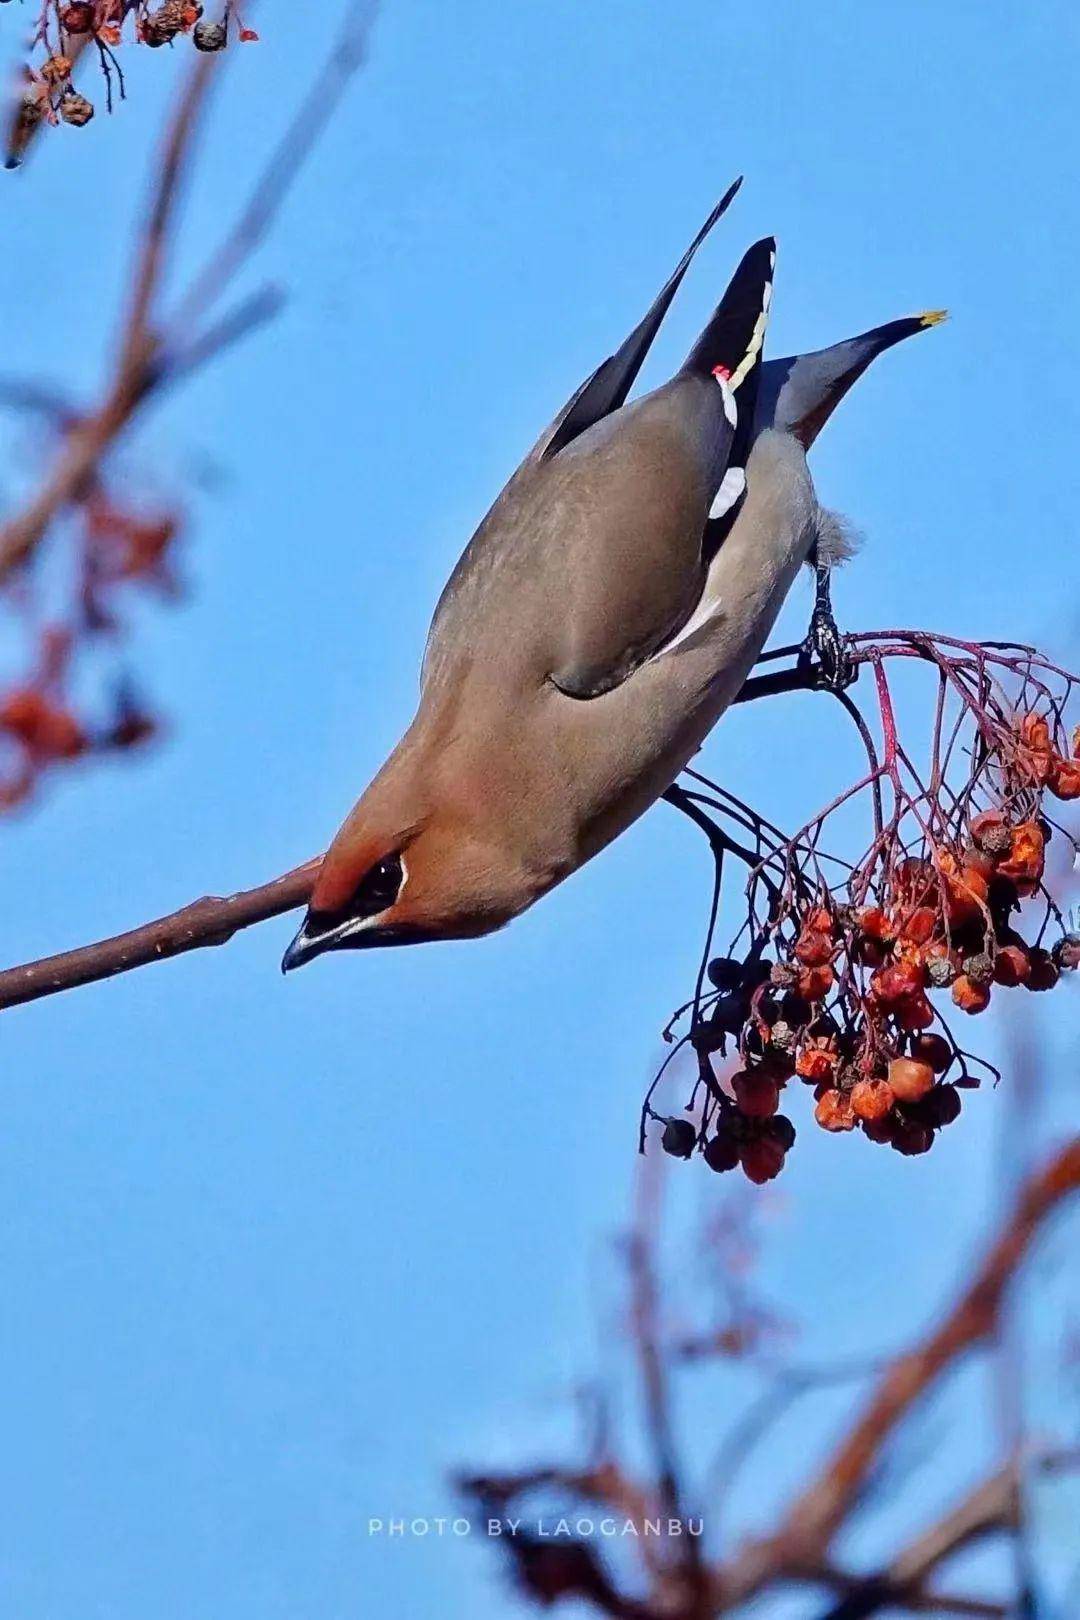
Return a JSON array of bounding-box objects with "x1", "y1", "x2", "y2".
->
[
  {"x1": 814, "y1": 1463, "x2": 1019, "y2": 1619},
  {"x1": 171, "y1": 0, "x2": 379, "y2": 329},
  {"x1": 463, "y1": 1141, "x2": 1079, "y2": 1618},
  {"x1": 0, "y1": 56, "x2": 218, "y2": 583},
  {"x1": 0, "y1": 2, "x2": 377, "y2": 586},
  {"x1": 773, "y1": 1139, "x2": 1080, "y2": 1560}
]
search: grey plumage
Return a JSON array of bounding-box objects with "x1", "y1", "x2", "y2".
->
[{"x1": 283, "y1": 188, "x2": 943, "y2": 968}]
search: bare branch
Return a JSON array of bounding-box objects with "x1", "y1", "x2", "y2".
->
[{"x1": 0, "y1": 860, "x2": 316, "y2": 1011}]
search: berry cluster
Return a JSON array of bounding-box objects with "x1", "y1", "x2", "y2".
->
[
  {"x1": 647, "y1": 641, "x2": 1080, "y2": 1183},
  {"x1": 11, "y1": 2, "x2": 257, "y2": 145}
]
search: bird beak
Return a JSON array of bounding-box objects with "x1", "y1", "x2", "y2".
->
[
  {"x1": 281, "y1": 907, "x2": 417, "y2": 971},
  {"x1": 282, "y1": 911, "x2": 345, "y2": 972},
  {"x1": 282, "y1": 910, "x2": 372, "y2": 971}
]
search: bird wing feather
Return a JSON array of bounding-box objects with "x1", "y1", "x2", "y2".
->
[{"x1": 423, "y1": 219, "x2": 775, "y2": 701}]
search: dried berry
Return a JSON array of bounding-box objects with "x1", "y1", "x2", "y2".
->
[
  {"x1": 951, "y1": 975, "x2": 991, "y2": 1014},
  {"x1": 740, "y1": 958, "x2": 774, "y2": 992},
  {"x1": 926, "y1": 953, "x2": 957, "y2": 989},
  {"x1": 893, "y1": 857, "x2": 935, "y2": 908},
  {"x1": 893, "y1": 991, "x2": 939, "y2": 1030},
  {"x1": 899, "y1": 905, "x2": 938, "y2": 945},
  {"x1": 858, "y1": 906, "x2": 894, "y2": 942},
  {"x1": 850, "y1": 1077, "x2": 894, "y2": 1122},
  {"x1": 708, "y1": 991, "x2": 748, "y2": 1036},
  {"x1": 61, "y1": 2, "x2": 95, "y2": 30},
  {"x1": 895, "y1": 992, "x2": 935, "y2": 1031},
  {"x1": 767, "y1": 1019, "x2": 797, "y2": 1058},
  {"x1": 142, "y1": 0, "x2": 197, "y2": 45},
  {"x1": 888, "y1": 1057, "x2": 935, "y2": 1103},
  {"x1": 970, "y1": 810, "x2": 1011, "y2": 857},
  {"x1": 998, "y1": 821, "x2": 1046, "y2": 897},
  {"x1": 814, "y1": 1088, "x2": 856, "y2": 1132},
  {"x1": 939, "y1": 852, "x2": 990, "y2": 927},
  {"x1": 779, "y1": 991, "x2": 812, "y2": 1026},
  {"x1": 1053, "y1": 934, "x2": 1080, "y2": 973},
  {"x1": 769, "y1": 961, "x2": 800, "y2": 992},
  {"x1": 797, "y1": 963, "x2": 834, "y2": 1001},
  {"x1": 193, "y1": 18, "x2": 227, "y2": 50},
  {"x1": 1025, "y1": 948, "x2": 1059, "y2": 992},
  {"x1": 795, "y1": 1038, "x2": 838, "y2": 1084},
  {"x1": 40, "y1": 54, "x2": 73, "y2": 84},
  {"x1": 795, "y1": 929, "x2": 833, "y2": 967},
  {"x1": 59, "y1": 91, "x2": 94, "y2": 126},
  {"x1": 961, "y1": 952, "x2": 994, "y2": 988},
  {"x1": 1050, "y1": 757, "x2": 1080, "y2": 800},
  {"x1": 1020, "y1": 711, "x2": 1052, "y2": 753},
  {"x1": 870, "y1": 959, "x2": 925, "y2": 1007},
  {"x1": 661, "y1": 1118, "x2": 696, "y2": 1159}
]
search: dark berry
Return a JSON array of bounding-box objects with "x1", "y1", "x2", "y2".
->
[{"x1": 661, "y1": 1118, "x2": 696, "y2": 1159}]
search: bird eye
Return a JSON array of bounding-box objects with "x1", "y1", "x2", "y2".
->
[{"x1": 351, "y1": 852, "x2": 405, "y2": 918}]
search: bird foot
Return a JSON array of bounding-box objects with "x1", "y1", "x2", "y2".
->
[{"x1": 798, "y1": 566, "x2": 856, "y2": 692}]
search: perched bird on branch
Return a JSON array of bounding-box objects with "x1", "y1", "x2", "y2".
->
[{"x1": 283, "y1": 180, "x2": 943, "y2": 969}]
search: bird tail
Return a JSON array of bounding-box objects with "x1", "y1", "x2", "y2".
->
[{"x1": 756, "y1": 310, "x2": 947, "y2": 448}]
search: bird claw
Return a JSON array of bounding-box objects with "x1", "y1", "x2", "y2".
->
[{"x1": 799, "y1": 608, "x2": 856, "y2": 693}]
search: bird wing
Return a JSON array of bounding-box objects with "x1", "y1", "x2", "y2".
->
[
  {"x1": 534, "y1": 179, "x2": 743, "y2": 462},
  {"x1": 423, "y1": 236, "x2": 775, "y2": 702}
]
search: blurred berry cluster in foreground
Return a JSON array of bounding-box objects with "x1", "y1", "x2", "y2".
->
[{"x1": 7, "y1": 1, "x2": 257, "y2": 155}]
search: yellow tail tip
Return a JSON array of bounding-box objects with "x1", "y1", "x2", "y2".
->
[{"x1": 919, "y1": 309, "x2": 949, "y2": 328}]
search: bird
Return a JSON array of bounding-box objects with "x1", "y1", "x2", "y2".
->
[{"x1": 282, "y1": 180, "x2": 943, "y2": 970}]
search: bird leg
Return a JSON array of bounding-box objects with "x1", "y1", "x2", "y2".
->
[{"x1": 799, "y1": 556, "x2": 855, "y2": 692}]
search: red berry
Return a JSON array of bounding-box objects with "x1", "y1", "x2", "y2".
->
[
  {"x1": 732, "y1": 1070, "x2": 780, "y2": 1120},
  {"x1": 739, "y1": 1136, "x2": 786, "y2": 1184},
  {"x1": 888, "y1": 1057, "x2": 935, "y2": 1104}
]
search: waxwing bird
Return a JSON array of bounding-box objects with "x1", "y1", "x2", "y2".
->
[{"x1": 283, "y1": 185, "x2": 943, "y2": 970}]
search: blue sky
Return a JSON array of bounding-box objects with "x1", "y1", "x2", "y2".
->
[{"x1": 0, "y1": 2, "x2": 1077, "y2": 1616}]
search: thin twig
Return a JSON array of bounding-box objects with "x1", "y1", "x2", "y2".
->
[{"x1": 0, "y1": 861, "x2": 316, "y2": 1010}]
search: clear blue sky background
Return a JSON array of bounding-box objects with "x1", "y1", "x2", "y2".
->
[{"x1": 1, "y1": 3, "x2": 1077, "y2": 1616}]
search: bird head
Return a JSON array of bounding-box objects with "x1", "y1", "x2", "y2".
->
[{"x1": 281, "y1": 749, "x2": 530, "y2": 970}]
